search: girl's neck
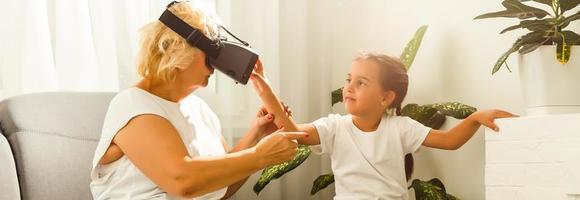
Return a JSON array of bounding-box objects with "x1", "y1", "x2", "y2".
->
[{"x1": 351, "y1": 113, "x2": 383, "y2": 132}]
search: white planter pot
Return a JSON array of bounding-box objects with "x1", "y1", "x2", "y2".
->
[{"x1": 518, "y1": 46, "x2": 580, "y2": 116}]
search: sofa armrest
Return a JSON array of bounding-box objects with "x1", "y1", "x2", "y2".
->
[{"x1": 0, "y1": 131, "x2": 20, "y2": 200}]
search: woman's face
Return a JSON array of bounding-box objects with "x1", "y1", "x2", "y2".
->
[{"x1": 176, "y1": 51, "x2": 214, "y2": 91}]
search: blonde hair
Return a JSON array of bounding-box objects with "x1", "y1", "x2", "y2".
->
[{"x1": 137, "y1": 2, "x2": 218, "y2": 84}]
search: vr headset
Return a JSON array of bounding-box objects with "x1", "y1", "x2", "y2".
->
[{"x1": 159, "y1": 1, "x2": 258, "y2": 85}]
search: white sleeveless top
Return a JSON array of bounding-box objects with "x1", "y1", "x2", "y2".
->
[{"x1": 90, "y1": 87, "x2": 227, "y2": 200}]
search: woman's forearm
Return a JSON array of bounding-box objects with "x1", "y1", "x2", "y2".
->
[
  {"x1": 177, "y1": 148, "x2": 262, "y2": 198},
  {"x1": 219, "y1": 129, "x2": 259, "y2": 199},
  {"x1": 230, "y1": 128, "x2": 259, "y2": 153}
]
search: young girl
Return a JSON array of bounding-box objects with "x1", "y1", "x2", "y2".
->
[{"x1": 250, "y1": 52, "x2": 517, "y2": 199}]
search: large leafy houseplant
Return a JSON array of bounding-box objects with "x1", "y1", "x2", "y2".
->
[
  {"x1": 474, "y1": 0, "x2": 580, "y2": 74},
  {"x1": 253, "y1": 26, "x2": 472, "y2": 200}
]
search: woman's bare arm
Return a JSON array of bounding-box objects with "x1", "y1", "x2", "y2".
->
[
  {"x1": 111, "y1": 114, "x2": 305, "y2": 198},
  {"x1": 218, "y1": 129, "x2": 258, "y2": 199}
]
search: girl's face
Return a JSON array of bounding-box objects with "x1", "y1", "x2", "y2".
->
[{"x1": 343, "y1": 59, "x2": 394, "y2": 117}]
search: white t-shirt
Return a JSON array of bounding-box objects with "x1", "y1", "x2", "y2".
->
[
  {"x1": 312, "y1": 114, "x2": 431, "y2": 200},
  {"x1": 90, "y1": 87, "x2": 227, "y2": 200}
]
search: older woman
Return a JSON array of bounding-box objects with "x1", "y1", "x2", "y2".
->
[{"x1": 89, "y1": 2, "x2": 305, "y2": 199}]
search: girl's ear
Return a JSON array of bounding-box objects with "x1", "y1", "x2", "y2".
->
[{"x1": 381, "y1": 90, "x2": 396, "y2": 108}]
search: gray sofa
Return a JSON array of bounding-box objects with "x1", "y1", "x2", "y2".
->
[{"x1": 0, "y1": 92, "x2": 115, "y2": 200}]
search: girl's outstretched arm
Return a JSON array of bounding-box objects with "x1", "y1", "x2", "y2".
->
[
  {"x1": 249, "y1": 72, "x2": 321, "y2": 145},
  {"x1": 249, "y1": 72, "x2": 299, "y2": 131},
  {"x1": 422, "y1": 109, "x2": 518, "y2": 150}
]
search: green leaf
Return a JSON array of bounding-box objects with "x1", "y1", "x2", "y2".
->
[
  {"x1": 310, "y1": 174, "x2": 335, "y2": 195},
  {"x1": 518, "y1": 36, "x2": 551, "y2": 54},
  {"x1": 560, "y1": 10, "x2": 580, "y2": 27},
  {"x1": 474, "y1": 0, "x2": 551, "y2": 20},
  {"x1": 517, "y1": 29, "x2": 554, "y2": 54},
  {"x1": 425, "y1": 102, "x2": 477, "y2": 119},
  {"x1": 400, "y1": 25, "x2": 428, "y2": 70},
  {"x1": 427, "y1": 178, "x2": 447, "y2": 192},
  {"x1": 560, "y1": 0, "x2": 580, "y2": 13},
  {"x1": 401, "y1": 104, "x2": 447, "y2": 129},
  {"x1": 253, "y1": 145, "x2": 312, "y2": 194},
  {"x1": 409, "y1": 178, "x2": 452, "y2": 200},
  {"x1": 447, "y1": 194, "x2": 460, "y2": 200},
  {"x1": 499, "y1": 19, "x2": 555, "y2": 34},
  {"x1": 552, "y1": 0, "x2": 561, "y2": 15},
  {"x1": 401, "y1": 102, "x2": 476, "y2": 129},
  {"x1": 530, "y1": 0, "x2": 553, "y2": 6},
  {"x1": 556, "y1": 31, "x2": 580, "y2": 64},
  {"x1": 492, "y1": 30, "x2": 552, "y2": 74},
  {"x1": 331, "y1": 88, "x2": 343, "y2": 106},
  {"x1": 492, "y1": 47, "x2": 516, "y2": 74}
]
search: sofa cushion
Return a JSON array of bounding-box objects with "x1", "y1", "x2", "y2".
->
[{"x1": 0, "y1": 92, "x2": 115, "y2": 200}]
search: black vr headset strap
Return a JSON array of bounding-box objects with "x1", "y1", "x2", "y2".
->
[{"x1": 158, "y1": 9, "x2": 220, "y2": 58}]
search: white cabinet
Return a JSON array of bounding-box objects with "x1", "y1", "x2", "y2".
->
[{"x1": 485, "y1": 114, "x2": 580, "y2": 200}]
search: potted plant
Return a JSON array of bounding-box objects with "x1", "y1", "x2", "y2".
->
[
  {"x1": 474, "y1": 0, "x2": 580, "y2": 115},
  {"x1": 252, "y1": 26, "x2": 471, "y2": 200}
]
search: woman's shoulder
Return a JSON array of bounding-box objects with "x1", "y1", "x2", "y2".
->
[
  {"x1": 110, "y1": 87, "x2": 142, "y2": 100},
  {"x1": 107, "y1": 87, "x2": 175, "y2": 118}
]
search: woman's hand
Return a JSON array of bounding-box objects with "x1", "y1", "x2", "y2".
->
[
  {"x1": 250, "y1": 102, "x2": 293, "y2": 140},
  {"x1": 253, "y1": 129, "x2": 308, "y2": 168},
  {"x1": 469, "y1": 109, "x2": 519, "y2": 132}
]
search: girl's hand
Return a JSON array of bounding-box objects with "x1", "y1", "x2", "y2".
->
[
  {"x1": 253, "y1": 59, "x2": 266, "y2": 78},
  {"x1": 469, "y1": 109, "x2": 519, "y2": 132},
  {"x1": 250, "y1": 102, "x2": 293, "y2": 140}
]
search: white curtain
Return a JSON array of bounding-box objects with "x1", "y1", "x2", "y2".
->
[
  {"x1": 214, "y1": 0, "x2": 335, "y2": 199},
  {"x1": 0, "y1": 0, "x2": 214, "y2": 97}
]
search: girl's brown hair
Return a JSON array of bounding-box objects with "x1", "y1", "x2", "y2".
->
[
  {"x1": 354, "y1": 52, "x2": 409, "y2": 115},
  {"x1": 355, "y1": 52, "x2": 414, "y2": 181}
]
